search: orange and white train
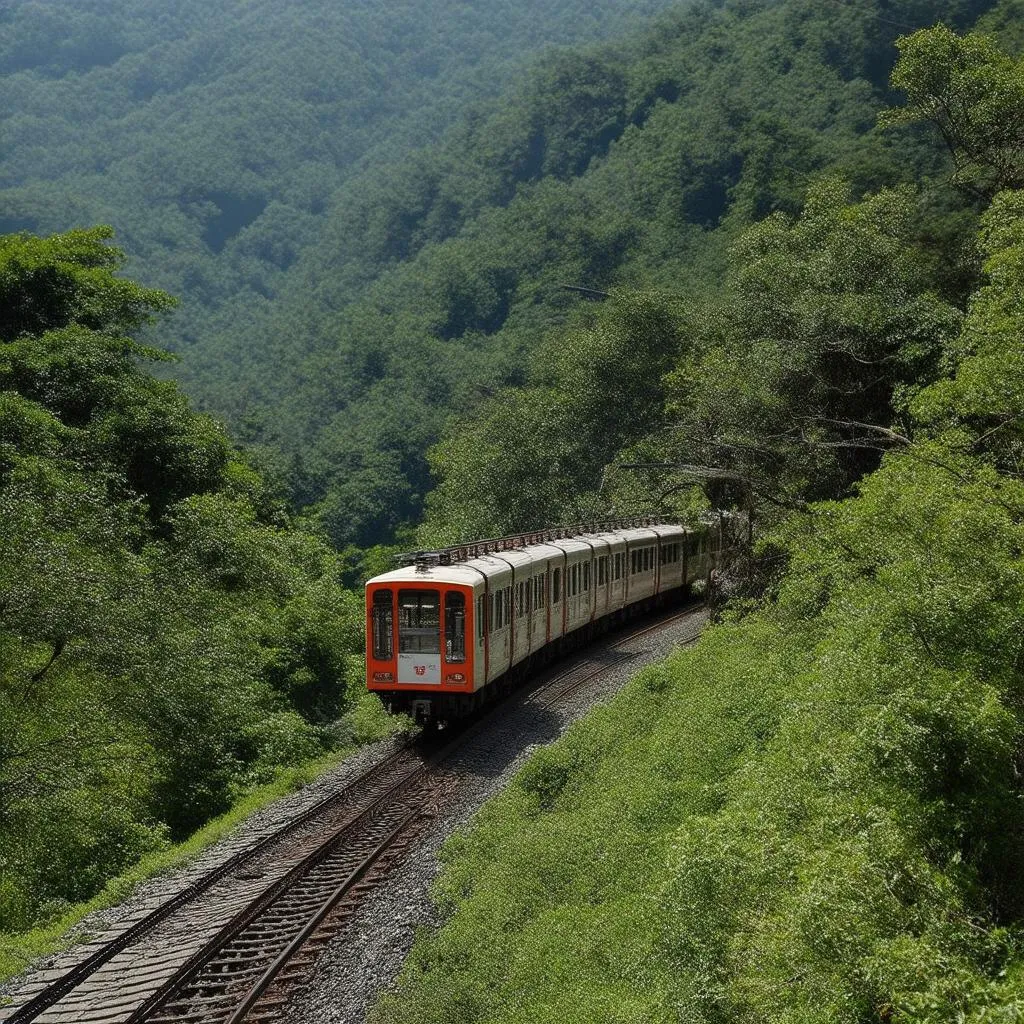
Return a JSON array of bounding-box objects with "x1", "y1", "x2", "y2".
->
[{"x1": 365, "y1": 519, "x2": 719, "y2": 724}]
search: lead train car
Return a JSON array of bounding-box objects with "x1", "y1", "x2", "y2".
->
[{"x1": 365, "y1": 521, "x2": 717, "y2": 724}]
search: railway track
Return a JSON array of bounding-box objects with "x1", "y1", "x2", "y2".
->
[{"x1": 2, "y1": 604, "x2": 704, "y2": 1024}]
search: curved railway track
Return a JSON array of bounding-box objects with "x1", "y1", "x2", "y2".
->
[{"x1": 1, "y1": 604, "x2": 705, "y2": 1024}]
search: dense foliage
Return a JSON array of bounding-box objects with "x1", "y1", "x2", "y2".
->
[
  {"x1": 0, "y1": 0, "x2": 677, "y2": 353},
  {"x1": 0, "y1": 230, "x2": 366, "y2": 933},
  {"x1": 5, "y1": 2, "x2": 1024, "y2": 1017},
  {"x1": 175, "y1": 0, "x2": 990, "y2": 549},
  {"x1": 373, "y1": 14, "x2": 1024, "y2": 1024}
]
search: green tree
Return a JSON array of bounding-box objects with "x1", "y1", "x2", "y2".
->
[
  {"x1": 883, "y1": 22, "x2": 1024, "y2": 197},
  {"x1": 0, "y1": 229, "x2": 363, "y2": 930},
  {"x1": 664, "y1": 178, "x2": 961, "y2": 511},
  {"x1": 420, "y1": 290, "x2": 685, "y2": 543}
]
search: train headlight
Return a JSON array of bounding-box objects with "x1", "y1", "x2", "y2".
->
[
  {"x1": 372, "y1": 671, "x2": 394, "y2": 682},
  {"x1": 447, "y1": 672, "x2": 465, "y2": 683}
]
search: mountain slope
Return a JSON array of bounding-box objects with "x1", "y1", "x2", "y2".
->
[
  {"x1": 0, "y1": 0, "x2": 679, "y2": 347},
  {"x1": 180, "y1": 0, "x2": 990, "y2": 547}
]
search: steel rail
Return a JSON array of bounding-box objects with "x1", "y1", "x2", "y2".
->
[
  {"x1": 222, "y1": 804, "x2": 425, "y2": 1024},
  {"x1": 221, "y1": 606, "x2": 708, "y2": 1024},
  {"x1": 4, "y1": 744, "x2": 419, "y2": 1024},
  {"x1": 125, "y1": 763, "x2": 437, "y2": 1023}
]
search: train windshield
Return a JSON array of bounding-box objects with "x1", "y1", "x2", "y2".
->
[{"x1": 398, "y1": 589, "x2": 441, "y2": 654}]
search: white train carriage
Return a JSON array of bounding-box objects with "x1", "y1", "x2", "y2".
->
[{"x1": 366, "y1": 519, "x2": 716, "y2": 723}]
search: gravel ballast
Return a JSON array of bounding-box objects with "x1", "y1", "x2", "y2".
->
[
  {"x1": 284, "y1": 608, "x2": 706, "y2": 1024},
  {"x1": 0, "y1": 736, "x2": 408, "y2": 1016},
  {"x1": 0, "y1": 607, "x2": 705, "y2": 1023}
]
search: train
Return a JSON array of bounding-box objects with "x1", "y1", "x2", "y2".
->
[{"x1": 364, "y1": 518, "x2": 721, "y2": 725}]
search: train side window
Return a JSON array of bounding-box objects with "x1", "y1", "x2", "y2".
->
[
  {"x1": 504, "y1": 587, "x2": 512, "y2": 626},
  {"x1": 372, "y1": 589, "x2": 393, "y2": 660},
  {"x1": 583, "y1": 562, "x2": 590, "y2": 592},
  {"x1": 476, "y1": 595, "x2": 485, "y2": 640},
  {"x1": 614, "y1": 553, "x2": 621, "y2": 580},
  {"x1": 445, "y1": 592, "x2": 466, "y2": 663},
  {"x1": 492, "y1": 590, "x2": 502, "y2": 631},
  {"x1": 553, "y1": 568, "x2": 562, "y2": 603}
]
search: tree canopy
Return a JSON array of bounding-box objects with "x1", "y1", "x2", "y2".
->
[{"x1": 0, "y1": 229, "x2": 365, "y2": 933}]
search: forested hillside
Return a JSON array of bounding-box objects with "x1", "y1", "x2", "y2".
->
[
  {"x1": 176, "y1": 0, "x2": 991, "y2": 551},
  {"x1": 5, "y1": 0, "x2": 1024, "y2": 1011},
  {"x1": 0, "y1": 0, "x2": 677, "y2": 353},
  {"x1": 375, "y1": 13, "x2": 1024, "y2": 1022}
]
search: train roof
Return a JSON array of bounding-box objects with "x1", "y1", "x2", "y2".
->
[
  {"x1": 366, "y1": 562, "x2": 489, "y2": 588},
  {"x1": 364, "y1": 520, "x2": 695, "y2": 589}
]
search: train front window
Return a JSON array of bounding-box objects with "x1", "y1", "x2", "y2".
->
[
  {"x1": 445, "y1": 592, "x2": 466, "y2": 663},
  {"x1": 398, "y1": 589, "x2": 441, "y2": 654},
  {"x1": 372, "y1": 589, "x2": 394, "y2": 660}
]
